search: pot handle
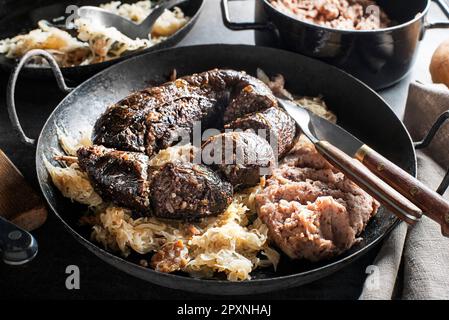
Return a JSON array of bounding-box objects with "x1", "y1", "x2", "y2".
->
[
  {"x1": 425, "y1": 21, "x2": 449, "y2": 29},
  {"x1": 426, "y1": 0, "x2": 449, "y2": 29},
  {"x1": 221, "y1": 0, "x2": 273, "y2": 30},
  {"x1": 435, "y1": 0, "x2": 449, "y2": 19},
  {"x1": 6, "y1": 49, "x2": 73, "y2": 147}
]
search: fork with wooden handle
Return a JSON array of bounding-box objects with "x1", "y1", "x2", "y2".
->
[
  {"x1": 279, "y1": 99, "x2": 449, "y2": 236},
  {"x1": 355, "y1": 145, "x2": 449, "y2": 236}
]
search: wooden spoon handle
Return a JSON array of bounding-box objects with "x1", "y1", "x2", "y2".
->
[
  {"x1": 315, "y1": 141, "x2": 422, "y2": 225},
  {"x1": 355, "y1": 144, "x2": 449, "y2": 237}
]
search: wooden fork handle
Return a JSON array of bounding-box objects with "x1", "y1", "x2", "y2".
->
[
  {"x1": 315, "y1": 141, "x2": 423, "y2": 225},
  {"x1": 355, "y1": 144, "x2": 449, "y2": 237}
]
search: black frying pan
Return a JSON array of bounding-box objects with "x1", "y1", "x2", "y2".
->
[
  {"x1": 7, "y1": 44, "x2": 417, "y2": 295},
  {"x1": 222, "y1": 0, "x2": 449, "y2": 90},
  {"x1": 0, "y1": 0, "x2": 204, "y2": 82}
]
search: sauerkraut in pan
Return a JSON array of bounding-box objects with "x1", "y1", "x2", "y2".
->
[
  {"x1": 0, "y1": 1, "x2": 189, "y2": 67},
  {"x1": 45, "y1": 70, "x2": 378, "y2": 281}
]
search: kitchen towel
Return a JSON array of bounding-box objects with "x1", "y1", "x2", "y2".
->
[{"x1": 360, "y1": 81, "x2": 449, "y2": 300}]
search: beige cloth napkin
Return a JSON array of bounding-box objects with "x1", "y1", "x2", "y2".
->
[{"x1": 360, "y1": 82, "x2": 449, "y2": 300}]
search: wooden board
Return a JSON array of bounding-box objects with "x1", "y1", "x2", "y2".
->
[{"x1": 0, "y1": 149, "x2": 47, "y2": 231}]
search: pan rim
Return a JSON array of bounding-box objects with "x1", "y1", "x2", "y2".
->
[{"x1": 36, "y1": 43, "x2": 417, "y2": 291}]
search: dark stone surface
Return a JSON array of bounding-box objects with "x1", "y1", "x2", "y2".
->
[{"x1": 0, "y1": 0, "x2": 446, "y2": 299}]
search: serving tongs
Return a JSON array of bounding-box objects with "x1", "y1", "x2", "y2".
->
[{"x1": 279, "y1": 98, "x2": 449, "y2": 237}]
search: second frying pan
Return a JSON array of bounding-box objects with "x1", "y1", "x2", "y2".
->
[{"x1": 0, "y1": 0, "x2": 204, "y2": 81}]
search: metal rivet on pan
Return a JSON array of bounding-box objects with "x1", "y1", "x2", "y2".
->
[
  {"x1": 377, "y1": 163, "x2": 385, "y2": 171},
  {"x1": 410, "y1": 187, "x2": 419, "y2": 196},
  {"x1": 8, "y1": 230, "x2": 22, "y2": 240}
]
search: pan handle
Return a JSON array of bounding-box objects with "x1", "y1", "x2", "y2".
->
[
  {"x1": 221, "y1": 0, "x2": 273, "y2": 30},
  {"x1": 6, "y1": 49, "x2": 73, "y2": 147},
  {"x1": 414, "y1": 110, "x2": 449, "y2": 195},
  {"x1": 424, "y1": 0, "x2": 449, "y2": 29}
]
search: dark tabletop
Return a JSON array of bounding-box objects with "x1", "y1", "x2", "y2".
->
[{"x1": 0, "y1": 0, "x2": 447, "y2": 300}]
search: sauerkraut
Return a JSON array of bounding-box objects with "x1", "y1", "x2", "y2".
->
[
  {"x1": 100, "y1": 1, "x2": 154, "y2": 23},
  {"x1": 295, "y1": 96, "x2": 337, "y2": 123},
  {"x1": 75, "y1": 18, "x2": 151, "y2": 63},
  {"x1": 0, "y1": 21, "x2": 90, "y2": 67},
  {"x1": 44, "y1": 159, "x2": 103, "y2": 207},
  {"x1": 148, "y1": 143, "x2": 198, "y2": 167},
  {"x1": 186, "y1": 201, "x2": 274, "y2": 281},
  {"x1": 91, "y1": 205, "x2": 185, "y2": 256},
  {"x1": 57, "y1": 127, "x2": 93, "y2": 156},
  {"x1": 0, "y1": 1, "x2": 189, "y2": 67},
  {"x1": 101, "y1": 1, "x2": 189, "y2": 37},
  {"x1": 257, "y1": 68, "x2": 337, "y2": 123}
]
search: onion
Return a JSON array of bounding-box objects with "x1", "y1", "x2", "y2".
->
[{"x1": 430, "y1": 39, "x2": 449, "y2": 87}]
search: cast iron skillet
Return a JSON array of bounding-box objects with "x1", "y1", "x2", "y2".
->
[
  {"x1": 0, "y1": 0, "x2": 204, "y2": 82},
  {"x1": 8, "y1": 44, "x2": 417, "y2": 295},
  {"x1": 222, "y1": 0, "x2": 449, "y2": 90}
]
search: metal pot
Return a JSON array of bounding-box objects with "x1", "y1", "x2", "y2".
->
[{"x1": 222, "y1": 0, "x2": 449, "y2": 89}]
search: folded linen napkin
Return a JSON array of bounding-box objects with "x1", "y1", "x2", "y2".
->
[{"x1": 360, "y1": 81, "x2": 449, "y2": 300}]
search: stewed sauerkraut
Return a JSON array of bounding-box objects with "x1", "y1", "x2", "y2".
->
[
  {"x1": 45, "y1": 160, "x2": 103, "y2": 207},
  {"x1": 0, "y1": 1, "x2": 189, "y2": 67},
  {"x1": 101, "y1": 1, "x2": 189, "y2": 37},
  {"x1": 0, "y1": 21, "x2": 90, "y2": 67},
  {"x1": 148, "y1": 143, "x2": 198, "y2": 167},
  {"x1": 257, "y1": 68, "x2": 337, "y2": 123},
  {"x1": 91, "y1": 205, "x2": 185, "y2": 255},
  {"x1": 186, "y1": 201, "x2": 276, "y2": 281},
  {"x1": 74, "y1": 18, "x2": 151, "y2": 63},
  {"x1": 100, "y1": 1, "x2": 154, "y2": 23}
]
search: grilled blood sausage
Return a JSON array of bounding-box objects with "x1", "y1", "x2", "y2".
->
[
  {"x1": 77, "y1": 146, "x2": 233, "y2": 220},
  {"x1": 202, "y1": 131, "x2": 275, "y2": 188},
  {"x1": 82, "y1": 69, "x2": 298, "y2": 219},
  {"x1": 150, "y1": 162, "x2": 233, "y2": 220},
  {"x1": 92, "y1": 69, "x2": 277, "y2": 157},
  {"x1": 224, "y1": 106, "x2": 297, "y2": 157},
  {"x1": 77, "y1": 145, "x2": 150, "y2": 212}
]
